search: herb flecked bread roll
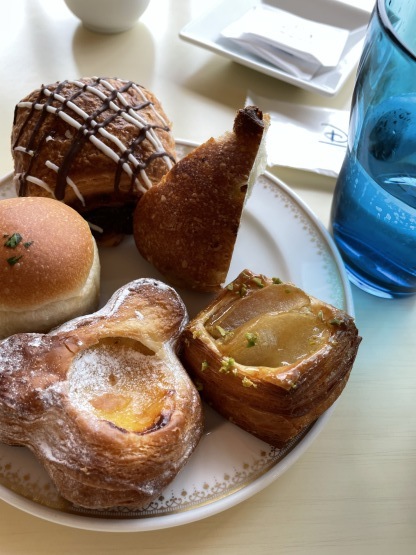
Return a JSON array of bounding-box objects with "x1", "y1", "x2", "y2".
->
[
  {"x1": 0, "y1": 196, "x2": 100, "y2": 339},
  {"x1": 11, "y1": 77, "x2": 176, "y2": 245}
]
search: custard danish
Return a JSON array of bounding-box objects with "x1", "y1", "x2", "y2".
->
[{"x1": 0, "y1": 279, "x2": 203, "y2": 509}]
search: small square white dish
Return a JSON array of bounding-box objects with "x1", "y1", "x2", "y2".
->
[{"x1": 179, "y1": 0, "x2": 371, "y2": 97}]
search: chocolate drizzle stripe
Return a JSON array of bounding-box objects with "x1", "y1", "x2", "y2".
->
[
  {"x1": 130, "y1": 83, "x2": 174, "y2": 169},
  {"x1": 85, "y1": 82, "x2": 172, "y2": 158},
  {"x1": 72, "y1": 80, "x2": 152, "y2": 130},
  {"x1": 22, "y1": 101, "x2": 138, "y2": 175},
  {"x1": 93, "y1": 78, "x2": 174, "y2": 170},
  {"x1": 18, "y1": 100, "x2": 83, "y2": 131},
  {"x1": 45, "y1": 160, "x2": 86, "y2": 205},
  {"x1": 13, "y1": 82, "x2": 62, "y2": 153},
  {"x1": 48, "y1": 88, "x2": 169, "y2": 181},
  {"x1": 54, "y1": 84, "x2": 128, "y2": 198},
  {"x1": 14, "y1": 78, "x2": 175, "y2": 199},
  {"x1": 131, "y1": 82, "x2": 170, "y2": 128},
  {"x1": 18, "y1": 129, "x2": 56, "y2": 196},
  {"x1": 123, "y1": 109, "x2": 174, "y2": 169}
]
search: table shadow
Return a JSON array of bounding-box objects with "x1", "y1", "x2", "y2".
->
[{"x1": 71, "y1": 21, "x2": 155, "y2": 83}]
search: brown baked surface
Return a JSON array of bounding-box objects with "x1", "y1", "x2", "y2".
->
[
  {"x1": 133, "y1": 106, "x2": 269, "y2": 292},
  {"x1": 0, "y1": 279, "x2": 203, "y2": 510},
  {"x1": 11, "y1": 77, "x2": 176, "y2": 242},
  {"x1": 180, "y1": 269, "x2": 361, "y2": 447},
  {"x1": 0, "y1": 197, "x2": 95, "y2": 308}
]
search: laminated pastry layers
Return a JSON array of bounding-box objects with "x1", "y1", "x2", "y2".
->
[
  {"x1": 11, "y1": 77, "x2": 176, "y2": 244},
  {"x1": 181, "y1": 269, "x2": 361, "y2": 447},
  {"x1": 0, "y1": 279, "x2": 203, "y2": 509}
]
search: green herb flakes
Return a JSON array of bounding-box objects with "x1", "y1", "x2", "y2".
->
[
  {"x1": 7, "y1": 255, "x2": 23, "y2": 266},
  {"x1": 245, "y1": 332, "x2": 258, "y2": 348},
  {"x1": 4, "y1": 233, "x2": 22, "y2": 248},
  {"x1": 252, "y1": 277, "x2": 264, "y2": 288},
  {"x1": 195, "y1": 381, "x2": 204, "y2": 392},
  {"x1": 242, "y1": 376, "x2": 257, "y2": 388},
  {"x1": 238, "y1": 284, "x2": 248, "y2": 297},
  {"x1": 3, "y1": 232, "x2": 34, "y2": 267},
  {"x1": 216, "y1": 325, "x2": 228, "y2": 337},
  {"x1": 219, "y1": 357, "x2": 235, "y2": 374}
]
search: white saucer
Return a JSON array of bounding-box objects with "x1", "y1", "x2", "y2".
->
[{"x1": 179, "y1": 0, "x2": 370, "y2": 97}]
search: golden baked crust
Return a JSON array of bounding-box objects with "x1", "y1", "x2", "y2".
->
[
  {"x1": 133, "y1": 106, "x2": 269, "y2": 292},
  {"x1": 180, "y1": 269, "x2": 361, "y2": 447},
  {"x1": 0, "y1": 197, "x2": 100, "y2": 338},
  {"x1": 0, "y1": 197, "x2": 95, "y2": 307},
  {"x1": 11, "y1": 77, "x2": 176, "y2": 244},
  {"x1": 0, "y1": 279, "x2": 203, "y2": 509}
]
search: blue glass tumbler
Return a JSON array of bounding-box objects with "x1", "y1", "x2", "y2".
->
[{"x1": 330, "y1": 0, "x2": 416, "y2": 298}]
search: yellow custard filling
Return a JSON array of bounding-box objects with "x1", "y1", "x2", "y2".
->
[{"x1": 68, "y1": 337, "x2": 173, "y2": 433}]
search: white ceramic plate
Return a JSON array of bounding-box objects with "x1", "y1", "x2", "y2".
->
[
  {"x1": 0, "y1": 140, "x2": 354, "y2": 531},
  {"x1": 179, "y1": 0, "x2": 370, "y2": 97}
]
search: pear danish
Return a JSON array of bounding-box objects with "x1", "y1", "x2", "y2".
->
[
  {"x1": 180, "y1": 269, "x2": 361, "y2": 447},
  {"x1": 0, "y1": 279, "x2": 203, "y2": 509},
  {"x1": 133, "y1": 106, "x2": 270, "y2": 291}
]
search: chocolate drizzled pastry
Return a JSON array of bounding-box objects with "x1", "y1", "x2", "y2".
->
[{"x1": 11, "y1": 77, "x2": 176, "y2": 245}]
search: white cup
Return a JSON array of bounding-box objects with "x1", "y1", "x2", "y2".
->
[{"x1": 64, "y1": 0, "x2": 151, "y2": 34}]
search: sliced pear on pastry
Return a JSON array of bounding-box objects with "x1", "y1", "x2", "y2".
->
[
  {"x1": 133, "y1": 106, "x2": 270, "y2": 292},
  {"x1": 180, "y1": 269, "x2": 361, "y2": 447},
  {"x1": 0, "y1": 279, "x2": 203, "y2": 510},
  {"x1": 219, "y1": 312, "x2": 330, "y2": 368}
]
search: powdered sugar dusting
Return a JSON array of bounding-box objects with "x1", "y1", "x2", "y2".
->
[
  {"x1": 0, "y1": 278, "x2": 202, "y2": 509},
  {"x1": 68, "y1": 338, "x2": 173, "y2": 431}
]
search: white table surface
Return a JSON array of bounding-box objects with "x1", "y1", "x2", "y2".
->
[{"x1": 0, "y1": 1, "x2": 415, "y2": 554}]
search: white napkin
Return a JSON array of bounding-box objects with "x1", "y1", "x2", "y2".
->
[
  {"x1": 222, "y1": 5, "x2": 351, "y2": 80},
  {"x1": 247, "y1": 92, "x2": 350, "y2": 177}
]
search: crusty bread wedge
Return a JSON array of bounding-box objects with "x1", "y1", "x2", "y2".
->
[{"x1": 133, "y1": 106, "x2": 270, "y2": 292}]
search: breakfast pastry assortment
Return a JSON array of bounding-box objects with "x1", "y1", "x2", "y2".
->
[{"x1": 0, "y1": 77, "x2": 361, "y2": 510}]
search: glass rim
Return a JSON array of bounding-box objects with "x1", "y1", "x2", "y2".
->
[{"x1": 377, "y1": 0, "x2": 416, "y2": 61}]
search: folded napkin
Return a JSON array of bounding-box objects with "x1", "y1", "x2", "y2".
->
[
  {"x1": 247, "y1": 92, "x2": 349, "y2": 177},
  {"x1": 222, "y1": 5, "x2": 351, "y2": 80}
]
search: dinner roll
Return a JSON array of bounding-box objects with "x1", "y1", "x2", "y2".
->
[{"x1": 0, "y1": 197, "x2": 100, "y2": 338}]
